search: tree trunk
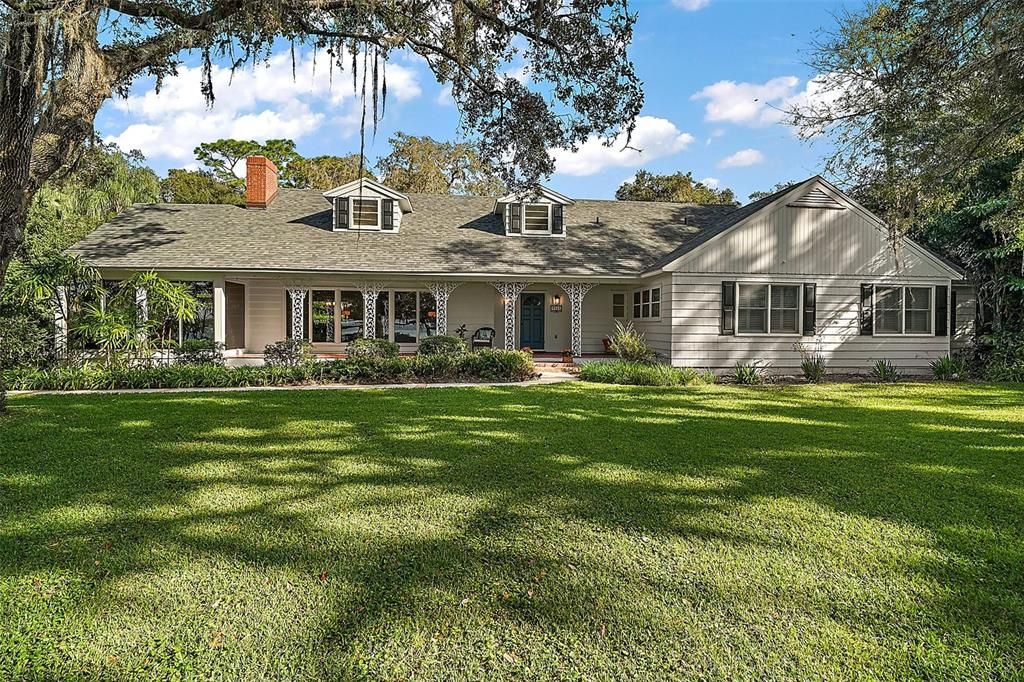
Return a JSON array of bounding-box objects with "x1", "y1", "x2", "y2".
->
[
  {"x1": 0, "y1": 15, "x2": 47, "y2": 412},
  {"x1": 0, "y1": 14, "x2": 45, "y2": 291}
]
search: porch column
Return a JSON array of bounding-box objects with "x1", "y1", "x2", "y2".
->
[
  {"x1": 286, "y1": 287, "x2": 308, "y2": 340},
  {"x1": 490, "y1": 281, "x2": 531, "y2": 350},
  {"x1": 54, "y1": 286, "x2": 68, "y2": 358},
  {"x1": 212, "y1": 278, "x2": 226, "y2": 347},
  {"x1": 424, "y1": 281, "x2": 461, "y2": 335},
  {"x1": 557, "y1": 282, "x2": 598, "y2": 357},
  {"x1": 357, "y1": 282, "x2": 387, "y2": 339},
  {"x1": 135, "y1": 287, "x2": 149, "y2": 346}
]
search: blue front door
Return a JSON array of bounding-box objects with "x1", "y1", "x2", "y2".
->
[{"x1": 519, "y1": 293, "x2": 545, "y2": 349}]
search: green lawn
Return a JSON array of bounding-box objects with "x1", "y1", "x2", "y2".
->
[{"x1": 2, "y1": 383, "x2": 1023, "y2": 680}]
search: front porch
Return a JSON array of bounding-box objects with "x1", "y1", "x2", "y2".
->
[{"x1": 207, "y1": 277, "x2": 627, "y2": 359}]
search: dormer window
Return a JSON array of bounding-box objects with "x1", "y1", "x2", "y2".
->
[
  {"x1": 523, "y1": 204, "x2": 551, "y2": 234},
  {"x1": 323, "y1": 179, "x2": 411, "y2": 233},
  {"x1": 352, "y1": 198, "x2": 380, "y2": 229},
  {"x1": 496, "y1": 186, "x2": 573, "y2": 238}
]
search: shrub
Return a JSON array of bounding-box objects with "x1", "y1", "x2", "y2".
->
[
  {"x1": 1, "y1": 349, "x2": 536, "y2": 391},
  {"x1": 733, "y1": 361, "x2": 771, "y2": 385},
  {"x1": 417, "y1": 335, "x2": 467, "y2": 356},
  {"x1": 931, "y1": 354, "x2": 969, "y2": 381},
  {"x1": 264, "y1": 339, "x2": 312, "y2": 367},
  {"x1": 976, "y1": 331, "x2": 1024, "y2": 382},
  {"x1": 0, "y1": 314, "x2": 51, "y2": 370},
  {"x1": 870, "y1": 359, "x2": 902, "y2": 383},
  {"x1": 793, "y1": 342, "x2": 827, "y2": 383},
  {"x1": 577, "y1": 361, "x2": 717, "y2": 387},
  {"x1": 174, "y1": 339, "x2": 225, "y2": 366},
  {"x1": 347, "y1": 337, "x2": 400, "y2": 359},
  {"x1": 695, "y1": 368, "x2": 718, "y2": 385},
  {"x1": 608, "y1": 321, "x2": 657, "y2": 365}
]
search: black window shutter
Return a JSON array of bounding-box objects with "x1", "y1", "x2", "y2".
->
[
  {"x1": 860, "y1": 284, "x2": 873, "y2": 335},
  {"x1": 802, "y1": 283, "x2": 817, "y2": 336},
  {"x1": 721, "y1": 281, "x2": 736, "y2": 335},
  {"x1": 509, "y1": 203, "x2": 522, "y2": 234},
  {"x1": 551, "y1": 204, "x2": 564, "y2": 235},
  {"x1": 335, "y1": 197, "x2": 349, "y2": 230},
  {"x1": 950, "y1": 289, "x2": 958, "y2": 340},
  {"x1": 381, "y1": 199, "x2": 395, "y2": 230},
  {"x1": 935, "y1": 285, "x2": 948, "y2": 337}
]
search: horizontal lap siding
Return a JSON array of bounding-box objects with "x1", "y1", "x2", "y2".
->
[
  {"x1": 244, "y1": 280, "x2": 286, "y2": 352},
  {"x1": 631, "y1": 275, "x2": 673, "y2": 358},
  {"x1": 670, "y1": 274, "x2": 950, "y2": 374}
]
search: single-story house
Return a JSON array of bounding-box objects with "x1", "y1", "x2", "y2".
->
[{"x1": 68, "y1": 156, "x2": 975, "y2": 374}]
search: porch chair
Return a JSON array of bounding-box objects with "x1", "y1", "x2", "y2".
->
[{"x1": 471, "y1": 327, "x2": 496, "y2": 351}]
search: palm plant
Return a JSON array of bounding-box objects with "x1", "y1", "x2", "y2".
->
[
  {"x1": 7, "y1": 255, "x2": 102, "y2": 357},
  {"x1": 113, "y1": 272, "x2": 199, "y2": 349},
  {"x1": 77, "y1": 304, "x2": 134, "y2": 367}
]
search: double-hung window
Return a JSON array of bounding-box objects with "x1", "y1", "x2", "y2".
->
[
  {"x1": 632, "y1": 287, "x2": 661, "y2": 319},
  {"x1": 737, "y1": 283, "x2": 801, "y2": 334},
  {"x1": 351, "y1": 198, "x2": 380, "y2": 229},
  {"x1": 612, "y1": 292, "x2": 626, "y2": 319},
  {"x1": 874, "y1": 285, "x2": 932, "y2": 335},
  {"x1": 523, "y1": 203, "x2": 551, "y2": 234}
]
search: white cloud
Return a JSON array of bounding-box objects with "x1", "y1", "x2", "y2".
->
[
  {"x1": 551, "y1": 116, "x2": 695, "y2": 177},
  {"x1": 435, "y1": 84, "x2": 454, "y2": 106},
  {"x1": 106, "y1": 52, "x2": 422, "y2": 163},
  {"x1": 718, "y1": 149, "x2": 764, "y2": 168},
  {"x1": 691, "y1": 76, "x2": 800, "y2": 126},
  {"x1": 701, "y1": 177, "x2": 720, "y2": 188},
  {"x1": 672, "y1": 0, "x2": 710, "y2": 10}
]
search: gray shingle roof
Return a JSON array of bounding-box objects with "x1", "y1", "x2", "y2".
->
[{"x1": 69, "y1": 189, "x2": 751, "y2": 277}]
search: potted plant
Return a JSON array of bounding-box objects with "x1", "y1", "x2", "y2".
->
[
  {"x1": 602, "y1": 336, "x2": 613, "y2": 354},
  {"x1": 561, "y1": 347, "x2": 574, "y2": 363}
]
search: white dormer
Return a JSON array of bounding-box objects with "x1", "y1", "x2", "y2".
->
[
  {"x1": 494, "y1": 185, "x2": 574, "y2": 237},
  {"x1": 322, "y1": 179, "x2": 413, "y2": 233}
]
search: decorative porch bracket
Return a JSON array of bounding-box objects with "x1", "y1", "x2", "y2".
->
[
  {"x1": 557, "y1": 282, "x2": 598, "y2": 357},
  {"x1": 357, "y1": 282, "x2": 388, "y2": 339},
  {"x1": 286, "y1": 288, "x2": 308, "y2": 340},
  {"x1": 490, "y1": 281, "x2": 531, "y2": 350},
  {"x1": 423, "y1": 281, "x2": 462, "y2": 335}
]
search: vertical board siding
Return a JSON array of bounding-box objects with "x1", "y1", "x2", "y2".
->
[
  {"x1": 673, "y1": 203, "x2": 952, "y2": 278},
  {"x1": 670, "y1": 274, "x2": 951, "y2": 374},
  {"x1": 245, "y1": 280, "x2": 287, "y2": 352}
]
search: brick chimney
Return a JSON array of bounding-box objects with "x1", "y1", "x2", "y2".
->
[{"x1": 245, "y1": 156, "x2": 279, "y2": 209}]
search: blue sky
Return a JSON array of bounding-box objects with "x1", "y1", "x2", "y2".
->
[{"x1": 96, "y1": 0, "x2": 861, "y2": 202}]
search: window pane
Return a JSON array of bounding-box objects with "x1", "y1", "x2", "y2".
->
[
  {"x1": 875, "y1": 286, "x2": 902, "y2": 334},
  {"x1": 642, "y1": 289, "x2": 651, "y2": 304},
  {"x1": 737, "y1": 284, "x2": 768, "y2": 333},
  {"x1": 770, "y1": 285, "x2": 800, "y2": 333},
  {"x1": 651, "y1": 302, "x2": 661, "y2": 318},
  {"x1": 351, "y1": 198, "x2": 378, "y2": 227},
  {"x1": 338, "y1": 291, "x2": 363, "y2": 342},
  {"x1": 905, "y1": 287, "x2": 931, "y2": 333},
  {"x1": 651, "y1": 288, "x2": 661, "y2": 303},
  {"x1": 633, "y1": 303, "x2": 642, "y2": 318},
  {"x1": 523, "y1": 203, "x2": 550, "y2": 232},
  {"x1": 311, "y1": 290, "x2": 335, "y2": 343},
  {"x1": 375, "y1": 293, "x2": 388, "y2": 339},
  {"x1": 394, "y1": 291, "x2": 417, "y2": 344},
  {"x1": 181, "y1": 282, "x2": 214, "y2": 341},
  {"x1": 419, "y1": 292, "x2": 437, "y2": 339},
  {"x1": 612, "y1": 293, "x2": 625, "y2": 318}
]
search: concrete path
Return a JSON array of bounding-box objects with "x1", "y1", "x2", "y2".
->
[{"x1": 8, "y1": 372, "x2": 577, "y2": 397}]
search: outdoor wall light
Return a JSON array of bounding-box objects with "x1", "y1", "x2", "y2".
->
[{"x1": 552, "y1": 294, "x2": 562, "y2": 306}]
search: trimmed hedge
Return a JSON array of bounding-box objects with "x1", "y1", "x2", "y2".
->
[
  {"x1": 577, "y1": 361, "x2": 715, "y2": 387},
  {"x1": 2, "y1": 349, "x2": 535, "y2": 391}
]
